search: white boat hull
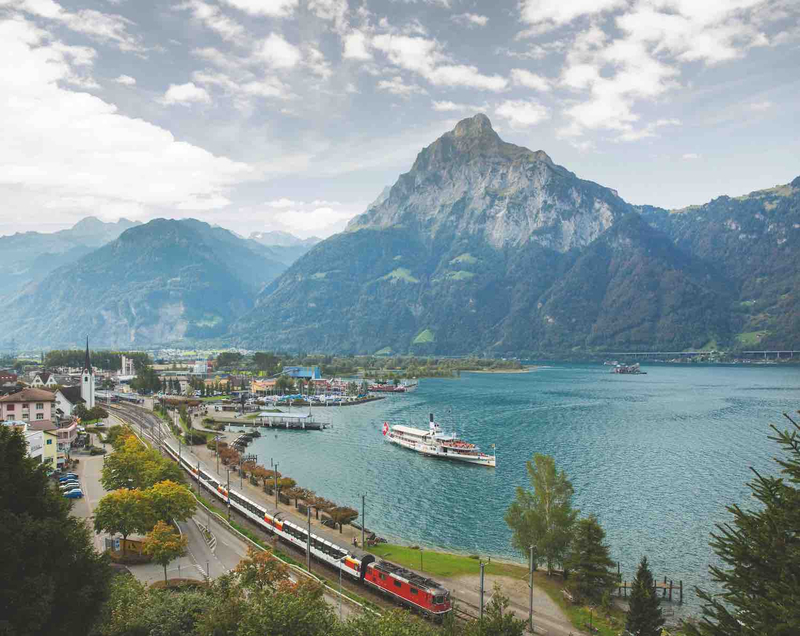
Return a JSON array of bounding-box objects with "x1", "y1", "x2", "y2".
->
[{"x1": 387, "y1": 433, "x2": 496, "y2": 467}]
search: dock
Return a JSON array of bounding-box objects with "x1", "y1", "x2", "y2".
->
[
  {"x1": 615, "y1": 571, "x2": 683, "y2": 603},
  {"x1": 254, "y1": 412, "x2": 330, "y2": 430}
]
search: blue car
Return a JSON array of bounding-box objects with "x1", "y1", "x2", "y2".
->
[
  {"x1": 59, "y1": 474, "x2": 78, "y2": 482},
  {"x1": 63, "y1": 489, "x2": 84, "y2": 499}
]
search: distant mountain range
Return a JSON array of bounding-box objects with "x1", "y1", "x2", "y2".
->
[
  {"x1": 232, "y1": 115, "x2": 800, "y2": 355},
  {"x1": 0, "y1": 219, "x2": 316, "y2": 348},
  {"x1": 3, "y1": 116, "x2": 797, "y2": 353}
]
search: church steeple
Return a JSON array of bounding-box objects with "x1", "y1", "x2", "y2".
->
[{"x1": 83, "y1": 336, "x2": 92, "y2": 373}]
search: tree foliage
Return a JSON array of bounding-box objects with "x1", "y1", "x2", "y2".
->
[
  {"x1": 142, "y1": 520, "x2": 188, "y2": 583},
  {"x1": 684, "y1": 414, "x2": 800, "y2": 636},
  {"x1": 131, "y1": 364, "x2": 163, "y2": 394},
  {"x1": 564, "y1": 514, "x2": 617, "y2": 604},
  {"x1": 101, "y1": 431, "x2": 183, "y2": 490},
  {"x1": 93, "y1": 488, "x2": 154, "y2": 549},
  {"x1": 504, "y1": 453, "x2": 578, "y2": 572},
  {"x1": 147, "y1": 479, "x2": 197, "y2": 524},
  {"x1": 233, "y1": 546, "x2": 290, "y2": 593},
  {"x1": 0, "y1": 427, "x2": 111, "y2": 636},
  {"x1": 462, "y1": 584, "x2": 528, "y2": 636},
  {"x1": 328, "y1": 506, "x2": 359, "y2": 533},
  {"x1": 625, "y1": 556, "x2": 664, "y2": 636}
]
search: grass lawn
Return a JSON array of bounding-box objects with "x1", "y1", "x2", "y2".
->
[
  {"x1": 201, "y1": 395, "x2": 231, "y2": 402},
  {"x1": 367, "y1": 544, "x2": 628, "y2": 635}
]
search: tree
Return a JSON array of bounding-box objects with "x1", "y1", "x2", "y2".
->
[
  {"x1": 131, "y1": 365, "x2": 162, "y2": 394},
  {"x1": 101, "y1": 432, "x2": 183, "y2": 490},
  {"x1": 234, "y1": 546, "x2": 290, "y2": 593},
  {"x1": 328, "y1": 506, "x2": 359, "y2": 533},
  {"x1": 564, "y1": 514, "x2": 617, "y2": 604},
  {"x1": 146, "y1": 480, "x2": 197, "y2": 524},
  {"x1": 142, "y1": 520, "x2": 188, "y2": 583},
  {"x1": 504, "y1": 453, "x2": 578, "y2": 573},
  {"x1": 275, "y1": 374, "x2": 294, "y2": 395},
  {"x1": 625, "y1": 556, "x2": 664, "y2": 636},
  {"x1": 462, "y1": 583, "x2": 527, "y2": 636},
  {"x1": 73, "y1": 402, "x2": 89, "y2": 421},
  {"x1": 685, "y1": 414, "x2": 800, "y2": 636},
  {"x1": 88, "y1": 405, "x2": 109, "y2": 420},
  {"x1": 216, "y1": 351, "x2": 244, "y2": 369},
  {"x1": 0, "y1": 426, "x2": 111, "y2": 636},
  {"x1": 93, "y1": 488, "x2": 154, "y2": 553}
]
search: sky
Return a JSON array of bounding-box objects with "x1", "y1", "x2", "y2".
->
[{"x1": 1, "y1": 0, "x2": 798, "y2": 239}]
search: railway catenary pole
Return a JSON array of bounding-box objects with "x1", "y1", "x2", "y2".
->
[
  {"x1": 529, "y1": 545, "x2": 534, "y2": 632},
  {"x1": 226, "y1": 469, "x2": 231, "y2": 523},
  {"x1": 306, "y1": 506, "x2": 311, "y2": 573},
  {"x1": 361, "y1": 494, "x2": 365, "y2": 548},
  {"x1": 479, "y1": 561, "x2": 485, "y2": 620},
  {"x1": 274, "y1": 463, "x2": 279, "y2": 509}
]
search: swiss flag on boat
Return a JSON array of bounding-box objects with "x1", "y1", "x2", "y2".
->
[{"x1": 382, "y1": 422, "x2": 389, "y2": 436}]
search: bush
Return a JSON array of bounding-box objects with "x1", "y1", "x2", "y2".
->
[
  {"x1": 184, "y1": 433, "x2": 207, "y2": 445},
  {"x1": 89, "y1": 447, "x2": 107, "y2": 456}
]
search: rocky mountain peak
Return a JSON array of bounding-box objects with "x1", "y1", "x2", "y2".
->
[{"x1": 452, "y1": 113, "x2": 499, "y2": 140}]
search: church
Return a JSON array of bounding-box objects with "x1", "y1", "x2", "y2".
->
[{"x1": 81, "y1": 337, "x2": 95, "y2": 410}]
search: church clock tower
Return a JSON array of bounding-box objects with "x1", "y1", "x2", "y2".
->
[{"x1": 81, "y1": 337, "x2": 95, "y2": 409}]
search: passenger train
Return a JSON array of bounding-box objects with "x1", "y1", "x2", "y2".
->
[{"x1": 162, "y1": 441, "x2": 452, "y2": 617}]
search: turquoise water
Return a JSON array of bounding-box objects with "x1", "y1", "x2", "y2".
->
[{"x1": 243, "y1": 364, "x2": 800, "y2": 610}]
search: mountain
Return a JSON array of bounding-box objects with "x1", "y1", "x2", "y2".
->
[
  {"x1": 248, "y1": 231, "x2": 321, "y2": 267},
  {"x1": 0, "y1": 219, "x2": 288, "y2": 348},
  {"x1": 0, "y1": 216, "x2": 140, "y2": 301},
  {"x1": 641, "y1": 177, "x2": 800, "y2": 350},
  {"x1": 232, "y1": 114, "x2": 749, "y2": 354}
]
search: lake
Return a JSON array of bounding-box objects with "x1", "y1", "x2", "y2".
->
[{"x1": 243, "y1": 363, "x2": 800, "y2": 611}]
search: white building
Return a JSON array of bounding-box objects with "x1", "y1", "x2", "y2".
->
[
  {"x1": 120, "y1": 355, "x2": 136, "y2": 376},
  {"x1": 81, "y1": 338, "x2": 95, "y2": 409}
]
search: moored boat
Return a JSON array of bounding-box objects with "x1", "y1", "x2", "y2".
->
[{"x1": 382, "y1": 414, "x2": 496, "y2": 467}]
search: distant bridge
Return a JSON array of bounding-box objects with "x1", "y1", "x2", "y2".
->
[{"x1": 599, "y1": 350, "x2": 799, "y2": 359}]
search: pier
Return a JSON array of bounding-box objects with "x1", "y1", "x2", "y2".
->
[
  {"x1": 614, "y1": 563, "x2": 683, "y2": 604},
  {"x1": 254, "y1": 412, "x2": 330, "y2": 430}
]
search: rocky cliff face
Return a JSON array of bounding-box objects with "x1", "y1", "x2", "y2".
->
[
  {"x1": 348, "y1": 114, "x2": 631, "y2": 252},
  {"x1": 233, "y1": 115, "x2": 750, "y2": 354}
]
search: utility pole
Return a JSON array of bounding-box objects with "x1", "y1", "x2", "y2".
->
[
  {"x1": 216, "y1": 436, "x2": 219, "y2": 475},
  {"x1": 529, "y1": 545, "x2": 534, "y2": 632},
  {"x1": 274, "y1": 463, "x2": 279, "y2": 509},
  {"x1": 178, "y1": 435, "x2": 182, "y2": 467},
  {"x1": 480, "y1": 561, "x2": 485, "y2": 620},
  {"x1": 226, "y1": 469, "x2": 231, "y2": 523},
  {"x1": 361, "y1": 494, "x2": 365, "y2": 548},
  {"x1": 306, "y1": 506, "x2": 311, "y2": 573}
]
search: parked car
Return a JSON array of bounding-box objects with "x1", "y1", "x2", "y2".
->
[
  {"x1": 60, "y1": 483, "x2": 80, "y2": 491},
  {"x1": 59, "y1": 474, "x2": 78, "y2": 482},
  {"x1": 63, "y1": 489, "x2": 84, "y2": 499}
]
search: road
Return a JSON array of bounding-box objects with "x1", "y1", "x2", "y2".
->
[{"x1": 75, "y1": 409, "x2": 358, "y2": 619}]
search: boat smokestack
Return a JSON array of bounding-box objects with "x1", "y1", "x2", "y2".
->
[{"x1": 430, "y1": 413, "x2": 434, "y2": 423}]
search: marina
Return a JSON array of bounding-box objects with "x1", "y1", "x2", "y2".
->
[{"x1": 254, "y1": 411, "x2": 330, "y2": 430}]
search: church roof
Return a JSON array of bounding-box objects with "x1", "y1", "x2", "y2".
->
[
  {"x1": 59, "y1": 385, "x2": 85, "y2": 405},
  {"x1": 83, "y1": 337, "x2": 92, "y2": 373}
]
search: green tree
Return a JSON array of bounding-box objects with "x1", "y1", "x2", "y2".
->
[
  {"x1": 237, "y1": 579, "x2": 336, "y2": 636},
  {"x1": 216, "y1": 351, "x2": 244, "y2": 368},
  {"x1": 142, "y1": 520, "x2": 188, "y2": 583},
  {"x1": 564, "y1": 514, "x2": 617, "y2": 604},
  {"x1": 275, "y1": 374, "x2": 294, "y2": 395},
  {"x1": 684, "y1": 414, "x2": 800, "y2": 636},
  {"x1": 88, "y1": 405, "x2": 109, "y2": 420},
  {"x1": 131, "y1": 365, "x2": 162, "y2": 394},
  {"x1": 0, "y1": 426, "x2": 111, "y2": 636},
  {"x1": 234, "y1": 546, "x2": 290, "y2": 593},
  {"x1": 625, "y1": 556, "x2": 664, "y2": 636},
  {"x1": 504, "y1": 453, "x2": 578, "y2": 573},
  {"x1": 73, "y1": 402, "x2": 89, "y2": 421},
  {"x1": 93, "y1": 488, "x2": 154, "y2": 553},
  {"x1": 462, "y1": 584, "x2": 527, "y2": 636},
  {"x1": 328, "y1": 506, "x2": 359, "y2": 533},
  {"x1": 146, "y1": 480, "x2": 196, "y2": 524}
]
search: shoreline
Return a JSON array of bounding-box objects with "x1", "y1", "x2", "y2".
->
[{"x1": 462, "y1": 365, "x2": 543, "y2": 374}]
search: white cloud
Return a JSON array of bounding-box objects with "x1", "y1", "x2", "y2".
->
[
  {"x1": 616, "y1": 118, "x2": 681, "y2": 141},
  {"x1": 310, "y1": 199, "x2": 341, "y2": 205},
  {"x1": 276, "y1": 206, "x2": 356, "y2": 235},
  {"x1": 114, "y1": 74, "x2": 136, "y2": 85},
  {"x1": 308, "y1": 0, "x2": 349, "y2": 33},
  {"x1": 510, "y1": 68, "x2": 551, "y2": 91},
  {"x1": 219, "y1": 0, "x2": 298, "y2": 17},
  {"x1": 343, "y1": 30, "x2": 372, "y2": 60},
  {"x1": 6, "y1": 0, "x2": 144, "y2": 51},
  {"x1": 178, "y1": 0, "x2": 245, "y2": 42},
  {"x1": 452, "y1": 13, "x2": 488, "y2": 27},
  {"x1": 682, "y1": 153, "x2": 701, "y2": 160},
  {"x1": 371, "y1": 34, "x2": 507, "y2": 92},
  {"x1": 432, "y1": 100, "x2": 472, "y2": 112},
  {"x1": 749, "y1": 100, "x2": 772, "y2": 111},
  {"x1": 519, "y1": 0, "x2": 626, "y2": 31},
  {"x1": 304, "y1": 45, "x2": 332, "y2": 79},
  {"x1": 377, "y1": 76, "x2": 427, "y2": 97},
  {"x1": 162, "y1": 82, "x2": 211, "y2": 105},
  {"x1": 0, "y1": 18, "x2": 253, "y2": 221},
  {"x1": 255, "y1": 33, "x2": 301, "y2": 69},
  {"x1": 266, "y1": 197, "x2": 301, "y2": 208},
  {"x1": 495, "y1": 100, "x2": 549, "y2": 128}
]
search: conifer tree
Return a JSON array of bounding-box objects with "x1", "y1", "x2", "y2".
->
[
  {"x1": 564, "y1": 514, "x2": 617, "y2": 603},
  {"x1": 685, "y1": 414, "x2": 800, "y2": 635},
  {"x1": 625, "y1": 556, "x2": 664, "y2": 636}
]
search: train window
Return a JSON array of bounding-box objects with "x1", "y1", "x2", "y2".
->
[
  {"x1": 379, "y1": 574, "x2": 386, "y2": 581},
  {"x1": 411, "y1": 588, "x2": 418, "y2": 595},
  {"x1": 434, "y1": 595, "x2": 444, "y2": 604},
  {"x1": 393, "y1": 580, "x2": 402, "y2": 589}
]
